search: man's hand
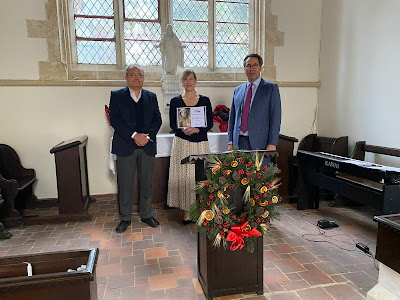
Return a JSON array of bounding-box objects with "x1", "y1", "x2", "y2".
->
[
  {"x1": 228, "y1": 144, "x2": 234, "y2": 151},
  {"x1": 266, "y1": 144, "x2": 276, "y2": 151},
  {"x1": 182, "y1": 127, "x2": 199, "y2": 136},
  {"x1": 134, "y1": 133, "x2": 149, "y2": 146}
]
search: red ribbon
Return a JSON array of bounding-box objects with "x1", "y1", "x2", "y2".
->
[{"x1": 226, "y1": 221, "x2": 262, "y2": 251}]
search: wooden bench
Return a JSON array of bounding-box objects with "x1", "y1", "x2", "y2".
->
[
  {"x1": 0, "y1": 144, "x2": 38, "y2": 227},
  {"x1": 298, "y1": 134, "x2": 348, "y2": 157}
]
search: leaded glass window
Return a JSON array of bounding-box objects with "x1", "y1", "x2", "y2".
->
[
  {"x1": 74, "y1": 0, "x2": 116, "y2": 64},
  {"x1": 72, "y1": 0, "x2": 249, "y2": 68}
]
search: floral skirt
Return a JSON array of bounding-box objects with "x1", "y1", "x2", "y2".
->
[{"x1": 167, "y1": 136, "x2": 210, "y2": 211}]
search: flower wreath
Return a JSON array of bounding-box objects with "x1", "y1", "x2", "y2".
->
[
  {"x1": 189, "y1": 150, "x2": 281, "y2": 252},
  {"x1": 213, "y1": 105, "x2": 230, "y2": 132}
]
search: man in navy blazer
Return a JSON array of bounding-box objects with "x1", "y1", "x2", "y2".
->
[
  {"x1": 109, "y1": 64, "x2": 162, "y2": 232},
  {"x1": 228, "y1": 54, "x2": 281, "y2": 157}
]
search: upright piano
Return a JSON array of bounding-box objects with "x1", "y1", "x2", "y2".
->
[{"x1": 297, "y1": 150, "x2": 400, "y2": 214}]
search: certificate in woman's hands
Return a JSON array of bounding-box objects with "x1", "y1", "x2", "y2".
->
[{"x1": 177, "y1": 106, "x2": 207, "y2": 128}]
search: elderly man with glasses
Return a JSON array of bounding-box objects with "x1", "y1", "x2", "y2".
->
[
  {"x1": 227, "y1": 54, "x2": 282, "y2": 163},
  {"x1": 108, "y1": 64, "x2": 162, "y2": 232}
]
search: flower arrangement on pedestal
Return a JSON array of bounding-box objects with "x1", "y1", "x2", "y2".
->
[
  {"x1": 190, "y1": 150, "x2": 281, "y2": 252},
  {"x1": 213, "y1": 105, "x2": 230, "y2": 132}
]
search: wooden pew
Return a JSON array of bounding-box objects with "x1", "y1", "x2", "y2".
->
[{"x1": 0, "y1": 144, "x2": 38, "y2": 227}]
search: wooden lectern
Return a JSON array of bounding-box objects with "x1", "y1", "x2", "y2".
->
[
  {"x1": 181, "y1": 150, "x2": 278, "y2": 300},
  {"x1": 24, "y1": 136, "x2": 93, "y2": 225},
  {"x1": 49, "y1": 136, "x2": 92, "y2": 219}
]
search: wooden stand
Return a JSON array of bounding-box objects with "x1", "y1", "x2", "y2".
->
[
  {"x1": 276, "y1": 134, "x2": 298, "y2": 202},
  {"x1": 182, "y1": 150, "x2": 278, "y2": 299},
  {"x1": 198, "y1": 232, "x2": 263, "y2": 299},
  {"x1": 373, "y1": 214, "x2": 400, "y2": 274},
  {"x1": 368, "y1": 214, "x2": 400, "y2": 299},
  {"x1": 0, "y1": 248, "x2": 98, "y2": 300},
  {"x1": 24, "y1": 136, "x2": 93, "y2": 225}
]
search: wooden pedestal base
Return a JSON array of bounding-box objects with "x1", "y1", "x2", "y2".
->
[{"x1": 197, "y1": 232, "x2": 263, "y2": 300}]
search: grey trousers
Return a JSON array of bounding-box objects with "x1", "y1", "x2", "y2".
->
[
  {"x1": 238, "y1": 135, "x2": 271, "y2": 165},
  {"x1": 116, "y1": 149, "x2": 155, "y2": 221}
]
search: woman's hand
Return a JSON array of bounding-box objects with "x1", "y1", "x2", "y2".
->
[{"x1": 182, "y1": 127, "x2": 200, "y2": 136}]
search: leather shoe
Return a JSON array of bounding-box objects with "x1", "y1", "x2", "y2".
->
[
  {"x1": 141, "y1": 217, "x2": 160, "y2": 228},
  {"x1": 116, "y1": 220, "x2": 131, "y2": 233}
]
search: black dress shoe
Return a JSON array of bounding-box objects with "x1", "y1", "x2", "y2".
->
[
  {"x1": 141, "y1": 217, "x2": 160, "y2": 228},
  {"x1": 116, "y1": 220, "x2": 131, "y2": 233}
]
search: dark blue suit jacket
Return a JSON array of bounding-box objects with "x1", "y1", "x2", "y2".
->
[
  {"x1": 109, "y1": 87, "x2": 162, "y2": 157},
  {"x1": 227, "y1": 78, "x2": 281, "y2": 149}
]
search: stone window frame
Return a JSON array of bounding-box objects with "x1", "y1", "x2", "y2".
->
[{"x1": 28, "y1": 0, "x2": 284, "y2": 82}]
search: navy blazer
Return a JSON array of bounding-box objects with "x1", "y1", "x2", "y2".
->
[
  {"x1": 227, "y1": 78, "x2": 281, "y2": 150},
  {"x1": 109, "y1": 87, "x2": 162, "y2": 157}
]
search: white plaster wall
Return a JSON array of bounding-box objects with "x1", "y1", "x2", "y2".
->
[
  {"x1": 0, "y1": 0, "x2": 47, "y2": 80},
  {"x1": 273, "y1": 0, "x2": 322, "y2": 82},
  {"x1": 0, "y1": 0, "x2": 322, "y2": 198},
  {"x1": 319, "y1": 0, "x2": 400, "y2": 167}
]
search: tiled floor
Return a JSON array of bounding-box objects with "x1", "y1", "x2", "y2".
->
[{"x1": 0, "y1": 196, "x2": 381, "y2": 300}]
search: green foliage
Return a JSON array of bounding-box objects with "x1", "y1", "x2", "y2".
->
[{"x1": 189, "y1": 150, "x2": 281, "y2": 252}]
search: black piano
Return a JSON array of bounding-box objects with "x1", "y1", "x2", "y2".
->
[{"x1": 297, "y1": 150, "x2": 400, "y2": 214}]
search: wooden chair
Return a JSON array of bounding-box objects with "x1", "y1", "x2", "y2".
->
[{"x1": 0, "y1": 144, "x2": 37, "y2": 227}]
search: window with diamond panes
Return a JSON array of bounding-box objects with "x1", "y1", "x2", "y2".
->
[
  {"x1": 216, "y1": 0, "x2": 249, "y2": 67},
  {"x1": 74, "y1": 0, "x2": 116, "y2": 64},
  {"x1": 124, "y1": 0, "x2": 162, "y2": 66},
  {"x1": 172, "y1": 0, "x2": 209, "y2": 67},
  {"x1": 73, "y1": 0, "x2": 248, "y2": 68}
]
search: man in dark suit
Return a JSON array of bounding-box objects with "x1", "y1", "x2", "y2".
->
[
  {"x1": 228, "y1": 54, "x2": 281, "y2": 157},
  {"x1": 109, "y1": 64, "x2": 162, "y2": 232}
]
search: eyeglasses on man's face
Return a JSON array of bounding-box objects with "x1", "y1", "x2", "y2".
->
[
  {"x1": 245, "y1": 63, "x2": 260, "y2": 69},
  {"x1": 127, "y1": 74, "x2": 145, "y2": 78}
]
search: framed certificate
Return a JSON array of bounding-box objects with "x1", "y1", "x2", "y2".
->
[{"x1": 177, "y1": 106, "x2": 207, "y2": 128}]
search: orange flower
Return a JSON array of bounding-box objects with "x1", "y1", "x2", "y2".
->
[
  {"x1": 249, "y1": 198, "x2": 255, "y2": 206},
  {"x1": 204, "y1": 210, "x2": 214, "y2": 221},
  {"x1": 231, "y1": 161, "x2": 238, "y2": 167},
  {"x1": 222, "y1": 207, "x2": 230, "y2": 214},
  {"x1": 212, "y1": 167, "x2": 220, "y2": 174},
  {"x1": 243, "y1": 224, "x2": 251, "y2": 232},
  {"x1": 272, "y1": 196, "x2": 278, "y2": 203},
  {"x1": 262, "y1": 210, "x2": 270, "y2": 218},
  {"x1": 259, "y1": 200, "x2": 268, "y2": 206},
  {"x1": 260, "y1": 186, "x2": 268, "y2": 193},
  {"x1": 241, "y1": 178, "x2": 249, "y2": 185}
]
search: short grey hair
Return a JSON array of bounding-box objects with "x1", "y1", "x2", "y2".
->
[
  {"x1": 180, "y1": 69, "x2": 197, "y2": 81},
  {"x1": 125, "y1": 64, "x2": 145, "y2": 75}
]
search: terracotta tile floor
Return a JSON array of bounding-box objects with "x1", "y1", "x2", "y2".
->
[{"x1": 0, "y1": 196, "x2": 381, "y2": 300}]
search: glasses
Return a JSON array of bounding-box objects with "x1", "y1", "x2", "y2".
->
[
  {"x1": 245, "y1": 63, "x2": 260, "y2": 69},
  {"x1": 127, "y1": 74, "x2": 144, "y2": 78}
]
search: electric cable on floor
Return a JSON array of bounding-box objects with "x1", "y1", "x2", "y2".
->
[{"x1": 300, "y1": 213, "x2": 380, "y2": 270}]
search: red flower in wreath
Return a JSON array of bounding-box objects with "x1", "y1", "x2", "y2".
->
[{"x1": 213, "y1": 105, "x2": 230, "y2": 132}]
